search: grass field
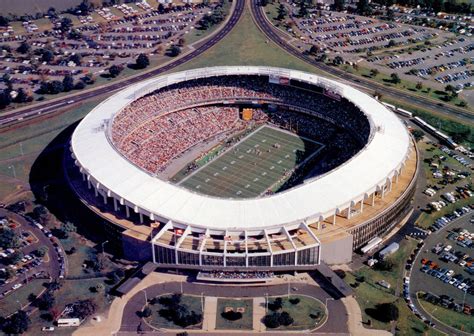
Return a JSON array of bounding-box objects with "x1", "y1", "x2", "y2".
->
[
  {"x1": 418, "y1": 295, "x2": 474, "y2": 333},
  {"x1": 215, "y1": 298, "x2": 253, "y2": 330},
  {"x1": 146, "y1": 294, "x2": 203, "y2": 330},
  {"x1": 0, "y1": 279, "x2": 46, "y2": 317},
  {"x1": 178, "y1": 126, "x2": 323, "y2": 198},
  {"x1": 266, "y1": 295, "x2": 326, "y2": 330}
]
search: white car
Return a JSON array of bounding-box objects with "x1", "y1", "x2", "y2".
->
[
  {"x1": 447, "y1": 270, "x2": 455, "y2": 276},
  {"x1": 459, "y1": 260, "x2": 467, "y2": 267},
  {"x1": 41, "y1": 327, "x2": 55, "y2": 332}
]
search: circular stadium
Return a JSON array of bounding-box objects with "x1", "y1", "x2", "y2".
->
[{"x1": 69, "y1": 66, "x2": 418, "y2": 270}]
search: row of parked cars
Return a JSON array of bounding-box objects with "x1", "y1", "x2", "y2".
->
[
  {"x1": 420, "y1": 262, "x2": 474, "y2": 295},
  {"x1": 430, "y1": 205, "x2": 473, "y2": 232}
]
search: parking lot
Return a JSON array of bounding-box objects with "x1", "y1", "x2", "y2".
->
[
  {"x1": 411, "y1": 215, "x2": 474, "y2": 308},
  {"x1": 0, "y1": 0, "x2": 226, "y2": 98},
  {"x1": 0, "y1": 208, "x2": 62, "y2": 314}
]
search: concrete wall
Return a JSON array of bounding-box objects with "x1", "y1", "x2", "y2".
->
[{"x1": 320, "y1": 234, "x2": 353, "y2": 265}]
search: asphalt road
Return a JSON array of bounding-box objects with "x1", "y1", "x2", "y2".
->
[
  {"x1": 250, "y1": 1, "x2": 474, "y2": 125},
  {"x1": 0, "y1": 0, "x2": 245, "y2": 128},
  {"x1": 118, "y1": 281, "x2": 348, "y2": 335}
]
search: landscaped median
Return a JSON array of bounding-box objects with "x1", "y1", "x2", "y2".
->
[
  {"x1": 263, "y1": 295, "x2": 326, "y2": 331},
  {"x1": 143, "y1": 293, "x2": 204, "y2": 330},
  {"x1": 216, "y1": 298, "x2": 253, "y2": 330},
  {"x1": 417, "y1": 292, "x2": 474, "y2": 334}
]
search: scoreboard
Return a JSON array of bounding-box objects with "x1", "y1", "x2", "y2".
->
[{"x1": 242, "y1": 108, "x2": 253, "y2": 121}]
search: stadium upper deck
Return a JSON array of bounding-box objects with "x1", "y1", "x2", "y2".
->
[{"x1": 70, "y1": 66, "x2": 411, "y2": 233}]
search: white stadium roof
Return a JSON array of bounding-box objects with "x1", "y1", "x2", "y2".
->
[{"x1": 71, "y1": 66, "x2": 410, "y2": 231}]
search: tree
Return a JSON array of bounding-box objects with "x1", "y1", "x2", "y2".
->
[
  {"x1": 167, "y1": 45, "x2": 181, "y2": 57},
  {"x1": 221, "y1": 310, "x2": 242, "y2": 321},
  {"x1": 69, "y1": 54, "x2": 82, "y2": 66},
  {"x1": 263, "y1": 313, "x2": 280, "y2": 328},
  {"x1": 390, "y1": 73, "x2": 401, "y2": 84},
  {"x1": 387, "y1": 39, "x2": 396, "y2": 48},
  {"x1": 333, "y1": 0, "x2": 345, "y2": 11},
  {"x1": 412, "y1": 129, "x2": 425, "y2": 142},
  {"x1": 62, "y1": 74, "x2": 74, "y2": 92},
  {"x1": 279, "y1": 311, "x2": 294, "y2": 326},
  {"x1": 0, "y1": 90, "x2": 12, "y2": 109},
  {"x1": 432, "y1": 0, "x2": 444, "y2": 13},
  {"x1": 374, "y1": 302, "x2": 399, "y2": 322},
  {"x1": 61, "y1": 221, "x2": 77, "y2": 235},
  {"x1": 260, "y1": 0, "x2": 269, "y2": 6},
  {"x1": 0, "y1": 16, "x2": 9, "y2": 27},
  {"x1": 289, "y1": 297, "x2": 300, "y2": 305},
  {"x1": 178, "y1": 38, "x2": 186, "y2": 47},
  {"x1": 41, "y1": 49, "x2": 54, "y2": 63},
  {"x1": 8, "y1": 251, "x2": 24, "y2": 264},
  {"x1": 36, "y1": 291, "x2": 55, "y2": 310},
  {"x1": 60, "y1": 17, "x2": 73, "y2": 32},
  {"x1": 445, "y1": 84, "x2": 454, "y2": 93},
  {"x1": 71, "y1": 299, "x2": 97, "y2": 320},
  {"x1": 17, "y1": 41, "x2": 31, "y2": 54},
  {"x1": 0, "y1": 227, "x2": 20, "y2": 249},
  {"x1": 2, "y1": 310, "x2": 30, "y2": 334},
  {"x1": 142, "y1": 306, "x2": 152, "y2": 318},
  {"x1": 357, "y1": 0, "x2": 371, "y2": 16},
  {"x1": 415, "y1": 81, "x2": 423, "y2": 90},
  {"x1": 298, "y1": 0, "x2": 308, "y2": 17},
  {"x1": 157, "y1": 3, "x2": 165, "y2": 13},
  {"x1": 277, "y1": 3, "x2": 287, "y2": 21},
  {"x1": 49, "y1": 80, "x2": 64, "y2": 94},
  {"x1": 14, "y1": 88, "x2": 32, "y2": 103},
  {"x1": 108, "y1": 65, "x2": 122, "y2": 78},
  {"x1": 34, "y1": 246, "x2": 48, "y2": 258},
  {"x1": 135, "y1": 53, "x2": 150, "y2": 69},
  {"x1": 269, "y1": 297, "x2": 283, "y2": 311},
  {"x1": 333, "y1": 56, "x2": 344, "y2": 65}
]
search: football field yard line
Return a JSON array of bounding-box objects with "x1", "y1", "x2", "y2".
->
[{"x1": 179, "y1": 125, "x2": 323, "y2": 198}]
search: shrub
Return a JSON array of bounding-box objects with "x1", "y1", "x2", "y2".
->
[{"x1": 221, "y1": 310, "x2": 242, "y2": 321}]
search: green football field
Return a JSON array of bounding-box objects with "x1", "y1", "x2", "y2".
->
[{"x1": 179, "y1": 126, "x2": 323, "y2": 198}]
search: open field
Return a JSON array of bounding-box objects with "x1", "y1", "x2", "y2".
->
[
  {"x1": 216, "y1": 298, "x2": 253, "y2": 330},
  {"x1": 0, "y1": 279, "x2": 45, "y2": 317},
  {"x1": 179, "y1": 126, "x2": 322, "y2": 198}
]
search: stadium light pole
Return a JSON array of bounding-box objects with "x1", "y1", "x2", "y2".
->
[
  {"x1": 101, "y1": 240, "x2": 109, "y2": 257},
  {"x1": 142, "y1": 289, "x2": 148, "y2": 306}
]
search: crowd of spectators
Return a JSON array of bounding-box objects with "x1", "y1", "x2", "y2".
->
[
  {"x1": 111, "y1": 75, "x2": 370, "y2": 175},
  {"x1": 199, "y1": 271, "x2": 275, "y2": 280}
]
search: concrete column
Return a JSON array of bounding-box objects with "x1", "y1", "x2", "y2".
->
[
  {"x1": 139, "y1": 213, "x2": 144, "y2": 224},
  {"x1": 381, "y1": 186, "x2": 385, "y2": 199},
  {"x1": 332, "y1": 214, "x2": 337, "y2": 225},
  {"x1": 347, "y1": 205, "x2": 351, "y2": 219},
  {"x1": 388, "y1": 179, "x2": 393, "y2": 192},
  {"x1": 81, "y1": 173, "x2": 86, "y2": 181},
  {"x1": 317, "y1": 221, "x2": 321, "y2": 230},
  {"x1": 395, "y1": 173, "x2": 399, "y2": 183},
  {"x1": 113, "y1": 198, "x2": 118, "y2": 211},
  {"x1": 371, "y1": 192, "x2": 376, "y2": 206},
  {"x1": 125, "y1": 205, "x2": 130, "y2": 218},
  {"x1": 102, "y1": 194, "x2": 107, "y2": 205},
  {"x1": 87, "y1": 180, "x2": 91, "y2": 189},
  {"x1": 94, "y1": 187, "x2": 98, "y2": 197},
  {"x1": 360, "y1": 200, "x2": 364, "y2": 212},
  {"x1": 152, "y1": 241, "x2": 156, "y2": 263}
]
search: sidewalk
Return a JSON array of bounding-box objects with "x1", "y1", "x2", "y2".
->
[
  {"x1": 342, "y1": 296, "x2": 391, "y2": 336},
  {"x1": 203, "y1": 297, "x2": 217, "y2": 331},
  {"x1": 72, "y1": 272, "x2": 187, "y2": 336},
  {"x1": 253, "y1": 297, "x2": 266, "y2": 332}
]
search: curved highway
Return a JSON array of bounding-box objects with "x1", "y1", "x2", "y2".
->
[
  {"x1": 0, "y1": 0, "x2": 245, "y2": 128},
  {"x1": 250, "y1": 0, "x2": 474, "y2": 125}
]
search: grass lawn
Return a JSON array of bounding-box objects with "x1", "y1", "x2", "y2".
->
[
  {"x1": 146, "y1": 294, "x2": 203, "y2": 329},
  {"x1": 266, "y1": 295, "x2": 325, "y2": 330},
  {"x1": 0, "y1": 279, "x2": 46, "y2": 317},
  {"x1": 215, "y1": 298, "x2": 253, "y2": 330},
  {"x1": 172, "y1": 5, "x2": 327, "y2": 75},
  {"x1": 179, "y1": 126, "x2": 322, "y2": 198},
  {"x1": 344, "y1": 238, "x2": 443, "y2": 335},
  {"x1": 418, "y1": 295, "x2": 474, "y2": 333},
  {"x1": 0, "y1": 98, "x2": 103, "y2": 201}
]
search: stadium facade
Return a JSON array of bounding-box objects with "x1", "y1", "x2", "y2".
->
[{"x1": 69, "y1": 66, "x2": 418, "y2": 270}]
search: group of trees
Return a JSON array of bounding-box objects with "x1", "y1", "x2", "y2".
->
[
  {"x1": 262, "y1": 297, "x2": 295, "y2": 328},
  {"x1": 0, "y1": 227, "x2": 21, "y2": 249},
  {"x1": 198, "y1": 6, "x2": 226, "y2": 30},
  {"x1": 156, "y1": 294, "x2": 202, "y2": 328},
  {"x1": 0, "y1": 310, "x2": 30, "y2": 334}
]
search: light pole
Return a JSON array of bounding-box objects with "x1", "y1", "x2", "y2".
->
[
  {"x1": 180, "y1": 280, "x2": 183, "y2": 294},
  {"x1": 101, "y1": 240, "x2": 109, "y2": 256},
  {"x1": 142, "y1": 289, "x2": 148, "y2": 306},
  {"x1": 265, "y1": 293, "x2": 268, "y2": 313},
  {"x1": 288, "y1": 281, "x2": 290, "y2": 298},
  {"x1": 8, "y1": 165, "x2": 16, "y2": 179}
]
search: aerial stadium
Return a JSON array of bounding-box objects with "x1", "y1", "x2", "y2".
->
[{"x1": 69, "y1": 66, "x2": 418, "y2": 270}]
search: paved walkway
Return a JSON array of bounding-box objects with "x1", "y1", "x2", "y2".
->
[
  {"x1": 342, "y1": 296, "x2": 391, "y2": 336},
  {"x1": 253, "y1": 297, "x2": 266, "y2": 332},
  {"x1": 203, "y1": 297, "x2": 217, "y2": 331}
]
